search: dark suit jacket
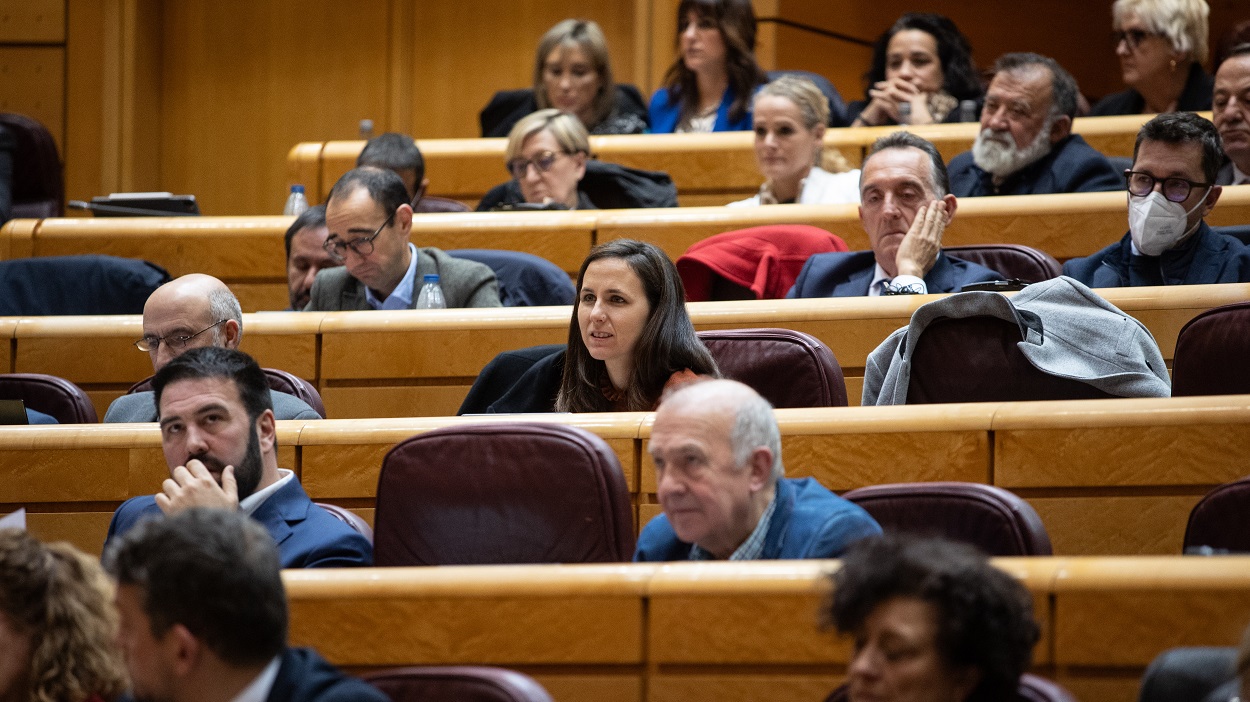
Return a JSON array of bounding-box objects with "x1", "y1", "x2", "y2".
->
[
  {"x1": 634, "y1": 477, "x2": 881, "y2": 561},
  {"x1": 948, "y1": 134, "x2": 1123, "y2": 197},
  {"x1": 105, "y1": 478, "x2": 373, "y2": 569},
  {"x1": 786, "y1": 250, "x2": 1002, "y2": 298},
  {"x1": 304, "y1": 246, "x2": 500, "y2": 311},
  {"x1": 1090, "y1": 63, "x2": 1213, "y2": 116},
  {"x1": 458, "y1": 344, "x2": 565, "y2": 415},
  {"x1": 1061, "y1": 223, "x2": 1250, "y2": 287},
  {"x1": 267, "y1": 647, "x2": 388, "y2": 702}
]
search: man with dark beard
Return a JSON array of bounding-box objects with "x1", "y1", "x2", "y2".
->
[
  {"x1": 948, "y1": 53, "x2": 1122, "y2": 197},
  {"x1": 104, "y1": 347, "x2": 371, "y2": 568}
]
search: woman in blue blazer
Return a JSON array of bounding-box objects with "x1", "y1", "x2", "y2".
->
[{"x1": 649, "y1": 0, "x2": 767, "y2": 133}]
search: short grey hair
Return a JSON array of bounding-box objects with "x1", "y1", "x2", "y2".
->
[
  {"x1": 208, "y1": 287, "x2": 243, "y2": 345},
  {"x1": 1113, "y1": 0, "x2": 1209, "y2": 64},
  {"x1": 730, "y1": 389, "x2": 784, "y2": 483},
  {"x1": 862, "y1": 131, "x2": 950, "y2": 198},
  {"x1": 992, "y1": 52, "x2": 1080, "y2": 120}
]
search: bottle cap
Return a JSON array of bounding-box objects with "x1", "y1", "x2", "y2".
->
[
  {"x1": 423, "y1": 274, "x2": 440, "y2": 283},
  {"x1": 291, "y1": 185, "x2": 305, "y2": 194}
]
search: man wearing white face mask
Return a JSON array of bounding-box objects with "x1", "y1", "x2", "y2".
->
[{"x1": 1063, "y1": 112, "x2": 1250, "y2": 287}]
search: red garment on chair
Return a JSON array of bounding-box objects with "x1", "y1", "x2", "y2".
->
[{"x1": 677, "y1": 224, "x2": 849, "y2": 301}]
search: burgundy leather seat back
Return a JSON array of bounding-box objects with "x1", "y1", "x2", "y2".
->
[
  {"x1": 374, "y1": 423, "x2": 635, "y2": 566},
  {"x1": 1172, "y1": 302, "x2": 1250, "y2": 396},
  {"x1": 415, "y1": 195, "x2": 471, "y2": 213},
  {"x1": 698, "y1": 328, "x2": 847, "y2": 408},
  {"x1": 907, "y1": 316, "x2": 1117, "y2": 403},
  {"x1": 1184, "y1": 478, "x2": 1250, "y2": 553},
  {"x1": 943, "y1": 244, "x2": 1062, "y2": 283},
  {"x1": 0, "y1": 373, "x2": 97, "y2": 423},
  {"x1": 0, "y1": 112, "x2": 63, "y2": 219},
  {"x1": 129, "y1": 368, "x2": 326, "y2": 418},
  {"x1": 841, "y1": 482, "x2": 1053, "y2": 556},
  {"x1": 313, "y1": 503, "x2": 373, "y2": 544},
  {"x1": 827, "y1": 675, "x2": 1075, "y2": 702},
  {"x1": 366, "y1": 667, "x2": 555, "y2": 702}
]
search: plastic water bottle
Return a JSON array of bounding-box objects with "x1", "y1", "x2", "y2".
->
[
  {"x1": 415, "y1": 274, "x2": 446, "y2": 309},
  {"x1": 896, "y1": 102, "x2": 912, "y2": 126},
  {"x1": 959, "y1": 99, "x2": 979, "y2": 123},
  {"x1": 359, "y1": 119, "x2": 374, "y2": 140},
  {"x1": 283, "y1": 185, "x2": 309, "y2": 216}
]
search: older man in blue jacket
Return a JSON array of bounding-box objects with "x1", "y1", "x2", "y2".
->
[{"x1": 635, "y1": 379, "x2": 879, "y2": 561}]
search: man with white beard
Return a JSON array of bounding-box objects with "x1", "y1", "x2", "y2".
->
[{"x1": 948, "y1": 53, "x2": 1122, "y2": 197}]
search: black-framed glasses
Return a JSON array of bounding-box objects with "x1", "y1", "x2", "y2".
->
[
  {"x1": 1112, "y1": 29, "x2": 1155, "y2": 51},
  {"x1": 507, "y1": 150, "x2": 568, "y2": 180},
  {"x1": 322, "y1": 209, "x2": 396, "y2": 262},
  {"x1": 135, "y1": 319, "x2": 226, "y2": 352},
  {"x1": 1124, "y1": 170, "x2": 1212, "y2": 203}
]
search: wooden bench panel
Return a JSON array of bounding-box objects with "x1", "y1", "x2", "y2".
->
[
  {"x1": 297, "y1": 114, "x2": 1159, "y2": 205},
  {"x1": 278, "y1": 557, "x2": 1250, "y2": 702},
  {"x1": 297, "y1": 414, "x2": 645, "y2": 501},
  {"x1": 4, "y1": 397, "x2": 1249, "y2": 557},
  {"x1": 1052, "y1": 557, "x2": 1250, "y2": 667},
  {"x1": 284, "y1": 565, "x2": 649, "y2": 666}
]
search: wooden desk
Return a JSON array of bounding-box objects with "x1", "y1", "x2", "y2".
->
[
  {"x1": 6, "y1": 395, "x2": 1249, "y2": 558},
  {"x1": 2, "y1": 283, "x2": 1245, "y2": 418},
  {"x1": 279, "y1": 556, "x2": 1250, "y2": 702},
  {"x1": 289, "y1": 114, "x2": 1158, "y2": 207}
]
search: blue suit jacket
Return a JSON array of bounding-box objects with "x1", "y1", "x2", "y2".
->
[
  {"x1": 648, "y1": 86, "x2": 753, "y2": 133},
  {"x1": 105, "y1": 478, "x2": 372, "y2": 569},
  {"x1": 948, "y1": 134, "x2": 1123, "y2": 197},
  {"x1": 267, "y1": 647, "x2": 388, "y2": 702},
  {"x1": 786, "y1": 250, "x2": 1002, "y2": 298},
  {"x1": 634, "y1": 477, "x2": 881, "y2": 561},
  {"x1": 1062, "y1": 223, "x2": 1250, "y2": 288}
]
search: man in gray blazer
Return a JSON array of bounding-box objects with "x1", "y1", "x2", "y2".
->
[
  {"x1": 104, "y1": 274, "x2": 321, "y2": 423},
  {"x1": 304, "y1": 167, "x2": 501, "y2": 311}
]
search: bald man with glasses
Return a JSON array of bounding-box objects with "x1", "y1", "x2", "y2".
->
[
  {"x1": 103, "y1": 274, "x2": 321, "y2": 423},
  {"x1": 303, "y1": 167, "x2": 500, "y2": 311},
  {"x1": 1063, "y1": 111, "x2": 1250, "y2": 287}
]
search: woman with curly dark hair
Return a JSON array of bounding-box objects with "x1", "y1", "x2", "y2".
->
[
  {"x1": 0, "y1": 529, "x2": 127, "y2": 702},
  {"x1": 848, "y1": 13, "x2": 983, "y2": 128},
  {"x1": 649, "y1": 0, "x2": 768, "y2": 133},
  {"x1": 826, "y1": 534, "x2": 1040, "y2": 702}
]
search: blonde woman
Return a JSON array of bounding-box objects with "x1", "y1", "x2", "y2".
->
[{"x1": 731, "y1": 76, "x2": 860, "y2": 206}]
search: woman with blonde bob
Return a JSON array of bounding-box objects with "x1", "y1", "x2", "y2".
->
[
  {"x1": 1092, "y1": 0, "x2": 1212, "y2": 115},
  {"x1": 478, "y1": 109, "x2": 592, "y2": 211},
  {"x1": 0, "y1": 529, "x2": 127, "y2": 702},
  {"x1": 480, "y1": 19, "x2": 648, "y2": 137},
  {"x1": 730, "y1": 76, "x2": 860, "y2": 206}
]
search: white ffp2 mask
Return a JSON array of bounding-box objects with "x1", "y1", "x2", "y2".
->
[{"x1": 1128, "y1": 189, "x2": 1209, "y2": 256}]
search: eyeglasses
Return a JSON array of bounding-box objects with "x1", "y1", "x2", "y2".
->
[
  {"x1": 322, "y1": 209, "x2": 396, "y2": 262},
  {"x1": 507, "y1": 150, "x2": 568, "y2": 180},
  {"x1": 135, "y1": 320, "x2": 227, "y2": 352},
  {"x1": 1124, "y1": 170, "x2": 1212, "y2": 203},
  {"x1": 1112, "y1": 29, "x2": 1155, "y2": 51}
]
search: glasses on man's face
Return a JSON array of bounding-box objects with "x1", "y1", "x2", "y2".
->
[
  {"x1": 507, "y1": 150, "x2": 567, "y2": 180},
  {"x1": 1124, "y1": 170, "x2": 1212, "y2": 203},
  {"x1": 1112, "y1": 29, "x2": 1154, "y2": 52},
  {"x1": 135, "y1": 319, "x2": 226, "y2": 353},
  {"x1": 322, "y1": 209, "x2": 396, "y2": 263}
]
